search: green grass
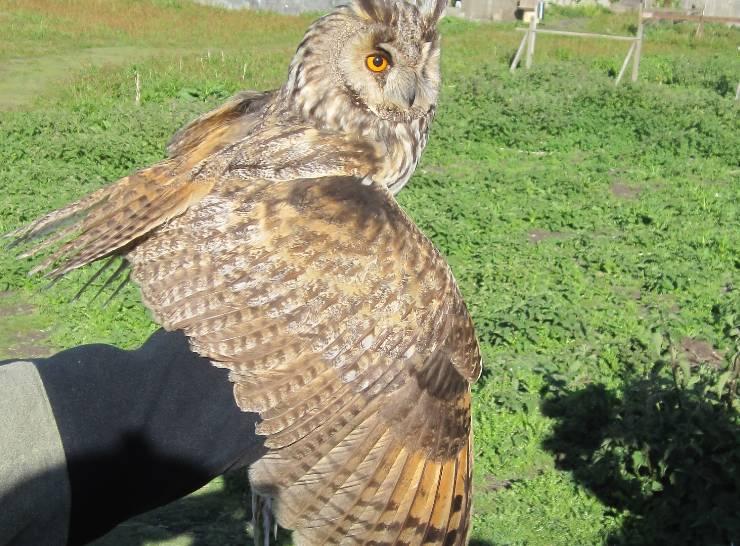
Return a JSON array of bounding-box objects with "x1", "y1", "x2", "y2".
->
[{"x1": 0, "y1": 1, "x2": 738, "y2": 544}]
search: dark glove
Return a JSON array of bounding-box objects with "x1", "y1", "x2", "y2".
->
[{"x1": 32, "y1": 329, "x2": 265, "y2": 545}]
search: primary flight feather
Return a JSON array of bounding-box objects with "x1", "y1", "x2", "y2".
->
[{"x1": 10, "y1": 0, "x2": 482, "y2": 543}]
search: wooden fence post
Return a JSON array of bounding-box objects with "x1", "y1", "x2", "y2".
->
[
  {"x1": 525, "y1": 10, "x2": 538, "y2": 69},
  {"x1": 631, "y1": 2, "x2": 644, "y2": 82}
]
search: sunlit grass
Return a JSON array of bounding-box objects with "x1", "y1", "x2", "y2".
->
[{"x1": 0, "y1": 2, "x2": 738, "y2": 544}]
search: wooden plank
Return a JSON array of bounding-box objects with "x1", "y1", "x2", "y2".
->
[
  {"x1": 615, "y1": 41, "x2": 636, "y2": 86},
  {"x1": 510, "y1": 31, "x2": 529, "y2": 72},
  {"x1": 515, "y1": 27, "x2": 637, "y2": 41}
]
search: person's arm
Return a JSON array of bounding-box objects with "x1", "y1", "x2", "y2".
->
[{"x1": 0, "y1": 329, "x2": 264, "y2": 546}]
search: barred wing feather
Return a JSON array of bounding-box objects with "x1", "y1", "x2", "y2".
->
[
  {"x1": 127, "y1": 175, "x2": 481, "y2": 545},
  {"x1": 12, "y1": 173, "x2": 481, "y2": 545}
]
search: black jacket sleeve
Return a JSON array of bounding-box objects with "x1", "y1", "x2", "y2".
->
[{"x1": 33, "y1": 329, "x2": 265, "y2": 546}]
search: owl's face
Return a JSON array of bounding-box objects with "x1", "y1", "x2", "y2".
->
[
  {"x1": 335, "y1": 0, "x2": 442, "y2": 121},
  {"x1": 284, "y1": 0, "x2": 446, "y2": 126}
]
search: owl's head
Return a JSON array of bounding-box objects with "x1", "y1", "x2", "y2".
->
[{"x1": 284, "y1": 0, "x2": 447, "y2": 128}]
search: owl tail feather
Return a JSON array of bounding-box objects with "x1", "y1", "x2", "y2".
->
[{"x1": 7, "y1": 162, "x2": 214, "y2": 281}]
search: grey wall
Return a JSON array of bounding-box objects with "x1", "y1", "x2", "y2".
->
[
  {"x1": 460, "y1": 0, "x2": 519, "y2": 21},
  {"x1": 196, "y1": 0, "x2": 344, "y2": 14},
  {"x1": 678, "y1": 0, "x2": 740, "y2": 18}
]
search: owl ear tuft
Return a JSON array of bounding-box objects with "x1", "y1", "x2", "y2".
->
[
  {"x1": 351, "y1": 0, "x2": 394, "y2": 24},
  {"x1": 416, "y1": 0, "x2": 447, "y2": 24},
  {"x1": 351, "y1": 0, "x2": 446, "y2": 26}
]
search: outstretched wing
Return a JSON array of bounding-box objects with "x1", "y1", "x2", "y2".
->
[
  {"x1": 166, "y1": 90, "x2": 276, "y2": 160},
  {"x1": 8, "y1": 90, "x2": 276, "y2": 278},
  {"x1": 126, "y1": 175, "x2": 481, "y2": 545},
  {"x1": 8, "y1": 163, "x2": 214, "y2": 278},
  {"x1": 13, "y1": 171, "x2": 481, "y2": 544}
]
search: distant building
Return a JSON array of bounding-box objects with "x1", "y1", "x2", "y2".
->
[
  {"x1": 456, "y1": 0, "x2": 519, "y2": 21},
  {"x1": 647, "y1": 0, "x2": 740, "y2": 18}
]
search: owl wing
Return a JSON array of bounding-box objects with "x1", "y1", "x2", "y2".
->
[
  {"x1": 8, "y1": 91, "x2": 275, "y2": 275},
  {"x1": 125, "y1": 175, "x2": 481, "y2": 545},
  {"x1": 166, "y1": 90, "x2": 276, "y2": 159},
  {"x1": 12, "y1": 172, "x2": 481, "y2": 545}
]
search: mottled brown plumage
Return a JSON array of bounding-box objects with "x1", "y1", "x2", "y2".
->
[{"x1": 9, "y1": 0, "x2": 482, "y2": 544}]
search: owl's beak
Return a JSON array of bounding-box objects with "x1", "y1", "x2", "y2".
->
[
  {"x1": 407, "y1": 86, "x2": 417, "y2": 108},
  {"x1": 384, "y1": 68, "x2": 418, "y2": 109}
]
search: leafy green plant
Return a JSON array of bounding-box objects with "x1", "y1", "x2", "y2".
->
[
  {"x1": 542, "y1": 334, "x2": 739, "y2": 544},
  {"x1": 0, "y1": 1, "x2": 738, "y2": 544}
]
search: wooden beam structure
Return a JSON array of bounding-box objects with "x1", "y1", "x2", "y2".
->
[
  {"x1": 514, "y1": 27, "x2": 636, "y2": 41},
  {"x1": 615, "y1": 41, "x2": 637, "y2": 86},
  {"x1": 509, "y1": 31, "x2": 529, "y2": 72},
  {"x1": 508, "y1": 1, "x2": 738, "y2": 88},
  {"x1": 510, "y1": 4, "x2": 640, "y2": 87}
]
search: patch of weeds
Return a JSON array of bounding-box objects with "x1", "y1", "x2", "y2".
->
[
  {"x1": 541, "y1": 343, "x2": 739, "y2": 544},
  {"x1": 0, "y1": 2, "x2": 738, "y2": 544}
]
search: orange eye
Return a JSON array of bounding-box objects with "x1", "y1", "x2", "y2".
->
[{"x1": 366, "y1": 53, "x2": 389, "y2": 73}]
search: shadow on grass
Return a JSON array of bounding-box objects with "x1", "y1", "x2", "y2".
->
[
  {"x1": 94, "y1": 471, "x2": 293, "y2": 545},
  {"x1": 541, "y1": 373, "x2": 739, "y2": 545},
  {"x1": 99, "y1": 475, "x2": 493, "y2": 546}
]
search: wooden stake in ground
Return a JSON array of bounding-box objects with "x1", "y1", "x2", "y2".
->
[
  {"x1": 632, "y1": 2, "x2": 644, "y2": 82},
  {"x1": 510, "y1": 31, "x2": 529, "y2": 72},
  {"x1": 511, "y1": 11, "x2": 635, "y2": 77},
  {"x1": 616, "y1": 41, "x2": 636, "y2": 86},
  {"x1": 525, "y1": 12, "x2": 538, "y2": 69},
  {"x1": 134, "y1": 71, "x2": 141, "y2": 105}
]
